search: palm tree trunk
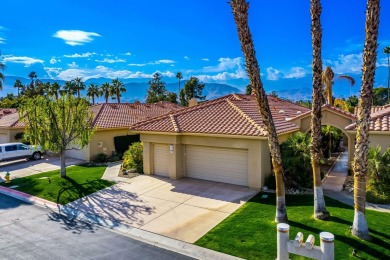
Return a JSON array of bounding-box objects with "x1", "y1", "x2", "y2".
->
[
  {"x1": 117, "y1": 92, "x2": 120, "y2": 104},
  {"x1": 77, "y1": 89, "x2": 80, "y2": 98},
  {"x1": 387, "y1": 54, "x2": 389, "y2": 103},
  {"x1": 230, "y1": 0, "x2": 287, "y2": 223},
  {"x1": 352, "y1": 0, "x2": 380, "y2": 240},
  {"x1": 92, "y1": 96, "x2": 95, "y2": 105},
  {"x1": 310, "y1": 0, "x2": 329, "y2": 220}
]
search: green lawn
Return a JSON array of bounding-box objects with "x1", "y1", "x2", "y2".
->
[
  {"x1": 195, "y1": 193, "x2": 390, "y2": 260},
  {"x1": 0, "y1": 165, "x2": 114, "y2": 205}
]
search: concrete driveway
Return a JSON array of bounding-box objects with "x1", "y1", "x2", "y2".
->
[
  {"x1": 0, "y1": 156, "x2": 86, "y2": 182},
  {"x1": 67, "y1": 175, "x2": 257, "y2": 243}
]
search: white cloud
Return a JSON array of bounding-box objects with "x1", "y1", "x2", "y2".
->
[
  {"x1": 203, "y1": 57, "x2": 243, "y2": 73},
  {"x1": 124, "y1": 52, "x2": 132, "y2": 56},
  {"x1": 3, "y1": 56, "x2": 44, "y2": 67},
  {"x1": 95, "y1": 57, "x2": 126, "y2": 63},
  {"x1": 128, "y1": 63, "x2": 146, "y2": 67},
  {"x1": 184, "y1": 56, "x2": 190, "y2": 60},
  {"x1": 64, "y1": 52, "x2": 97, "y2": 58},
  {"x1": 44, "y1": 67, "x2": 62, "y2": 79},
  {"x1": 68, "y1": 62, "x2": 78, "y2": 68},
  {"x1": 266, "y1": 67, "x2": 282, "y2": 80},
  {"x1": 284, "y1": 67, "x2": 306, "y2": 79},
  {"x1": 53, "y1": 30, "x2": 101, "y2": 46},
  {"x1": 156, "y1": 59, "x2": 175, "y2": 64},
  {"x1": 325, "y1": 53, "x2": 362, "y2": 74},
  {"x1": 50, "y1": 58, "x2": 61, "y2": 64},
  {"x1": 55, "y1": 66, "x2": 176, "y2": 81},
  {"x1": 202, "y1": 58, "x2": 210, "y2": 61},
  {"x1": 0, "y1": 37, "x2": 5, "y2": 44},
  {"x1": 0, "y1": 26, "x2": 6, "y2": 30}
]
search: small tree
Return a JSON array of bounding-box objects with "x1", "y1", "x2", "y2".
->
[
  {"x1": 19, "y1": 95, "x2": 94, "y2": 177},
  {"x1": 146, "y1": 72, "x2": 167, "y2": 103},
  {"x1": 179, "y1": 76, "x2": 206, "y2": 106}
]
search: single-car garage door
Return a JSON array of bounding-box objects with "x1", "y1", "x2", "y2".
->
[
  {"x1": 186, "y1": 145, "x2": 248, "y2": 186},
  {"x1": 153, "y1": 144, "x2": 169, "y2": 177}
]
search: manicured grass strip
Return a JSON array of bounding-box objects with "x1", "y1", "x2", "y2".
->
[
  {"x1": 195, "y1": 193, "x2": 390, "y2": 260},
  {"x1": 0, "y1": 165, "x2": 114, "y2": 205}
]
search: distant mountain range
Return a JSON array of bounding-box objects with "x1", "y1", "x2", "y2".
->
[{"x1": 2, "y1": 66, "x2": 388, "y2": 102}]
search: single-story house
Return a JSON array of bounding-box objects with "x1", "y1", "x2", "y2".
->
[
  {"x1": 0, "y1": 102, "x2": 182, "y2": 161},
  {"x1": 130, "y1": 94, "x2": 390, "y2": 190},
  {"x1": 0, "y1": 109, "x2": 24, "y2": 144}
]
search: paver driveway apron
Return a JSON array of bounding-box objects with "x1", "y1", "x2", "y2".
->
[{"x1": 66, "y1": 175, "x2": 257, "y2": 243}]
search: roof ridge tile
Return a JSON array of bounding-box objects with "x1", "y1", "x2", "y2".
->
[{"x1": 169, "y1": 114, "x2": 180, "y2": 132}]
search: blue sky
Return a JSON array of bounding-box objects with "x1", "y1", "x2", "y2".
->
[{"x1": 1, "y1": 0, "x2": 390, "y2": 91}]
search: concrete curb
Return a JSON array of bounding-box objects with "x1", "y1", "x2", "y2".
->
[{"x1": 0, "y1": 186, "x2": 242, "y2": 260}]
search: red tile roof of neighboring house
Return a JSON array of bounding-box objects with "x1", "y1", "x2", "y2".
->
[
  {"x1": 0, "y1": 102, "x2": 182, "y2": 129},
  {"x1": 354, "y1": 104, "x2": 390, "y2": 115},
  {"x1": 130, "y1": 94, "x2": 309, "y2": 137},
  {"x1": 91, "y1": 102, "x2": 182, "y2": 129},
  {"x1": 289, "y1": 104, "x2": 357, "y2": 122},
  {"x1": 346, "y1": 106, "x2": 390, "y2": 131},
  {"x1": 0, "y1": 109, "x2": 21, "y2": 127},
  {"x1": 0, "y1": 108, "x2": 18, "y2": 118}
]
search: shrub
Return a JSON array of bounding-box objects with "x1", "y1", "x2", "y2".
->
[
  {"x1": 367, "y1": 146, "x2": 390, "y2": 203},
  {"x1": 122, "y1": 142, "x2": 143, "y2": 173},
  {"x1": 280, "y1": 132, "x2": 312, "y2": 188},
  {"x1": 95, "y1": 153, "x2": 108, "y2": 163}
]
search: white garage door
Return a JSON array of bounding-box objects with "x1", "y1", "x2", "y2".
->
[
  {"x1": 65, "y1": 145, "x2": 88, "y2": 161},
  {"x1": 0, "y1": 135, "x2": 8, "y2": 144},
  {"x1": 186, "y1": 145, "x2": 248, "y2": 186},
  {"x1": 153, "y1": 144, "x2": 169, "y2": 177}
]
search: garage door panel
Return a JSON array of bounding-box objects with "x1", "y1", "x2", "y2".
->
[
  {"x1": 153, "y1": 144, "x2": 169, "y2": 177},
  {"x1": 186, "y1": 145, "x2": 248, "y2": 186}
]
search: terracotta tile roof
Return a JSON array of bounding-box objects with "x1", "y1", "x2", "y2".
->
[
  {"x1": 91, "y1": 102, "x2": 182, "y2": 129},
  {"x1": 346, "y1": 106, "x2": 390, "y2": 131},
  {"x1": 289, "y1": 104, "x2": 357, "y2": 122},
  {"x1": 354, "y1": 104, "x2": 390, "y2": 115},
  {"x1": 0, "y1": 108, "x2": 17, "y2": 118},
  {"x1": 0, "y1": 102, "x2": 182, "y2": 129},
  {"x1": 130, "y1": 94, "x2": 309, "y2": 137}
]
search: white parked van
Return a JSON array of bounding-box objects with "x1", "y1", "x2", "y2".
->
[{"x1": 0, "y1": 143, "x2": 42, "y2": 162}]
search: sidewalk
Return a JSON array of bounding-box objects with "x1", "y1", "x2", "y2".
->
[{"x1": 322, "y1": 152, "x2": 348, "y2": 192}]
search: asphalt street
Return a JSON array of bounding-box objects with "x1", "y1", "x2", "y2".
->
[{"x1": 0, "y1": 194, "x2": 193, "y2": 260}]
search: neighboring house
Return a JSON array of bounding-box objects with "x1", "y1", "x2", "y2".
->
[
  {"x1": 0, "y1": 102, "x2": 182, "y2": 162},
  {"x1": 130, "y1": 94, "x2": 390, "y2": 189},
  {"x1": 0, "y1": 109, "x2": 24, "y2": 144},
  {"x1": 130, "y1": 94, "x2": 310, "y2": 189}
]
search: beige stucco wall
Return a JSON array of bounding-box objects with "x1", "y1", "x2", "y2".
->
[
  {"x1": 0, "y1": 128, "x2": 9, "y2": 143},
  {"x1": 8, "y1": 128, "x2": 24, "y2": 142},
  {"x1": 141, "y1": 133, "x2": 271, "y2": 190},
  {"x1": 368, "y1": 133, "x2": 390, "y2": 150},
  {"x1": 89, "y1": 128, "x2": 135, "y2": 160}
]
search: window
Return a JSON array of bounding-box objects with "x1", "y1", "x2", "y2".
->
[
  {"x1": 17, "y1": 144, "x2": 29, "y2": 150},
  {"x1": 5, "y1": 145, "x2": 17, "y2": 152}
]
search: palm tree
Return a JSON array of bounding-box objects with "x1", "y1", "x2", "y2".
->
[
  {"x1": 230, "y1": 0, "x2": 287, "y2": 223},
  {"x1": 14, "y1": 79, "x2": 23, "y2": 96},
  {"x1": 87, "y1": 83, "x2": 101, "y2": 105},
  {"x1": 50, "y1": 82, "x2": 61, "y2": 100},
  {"x1": 310, "y1": 0, "x2": 329, "y2": 220},
  {"x1": 384, "y1": 46, "x2": 390, "y2": 103},
  {"x1": 72, "y1": 77, "x2": 85, "y2": 98},
  {"x1": 176, "y1": 72, "x2": 183, "y2": 95},
  {"x1": 0, "y1": 55, "x2": 4, "y2": 91},
  {"x1": 28, "y1": 71, "x2": 37, "y2": 88},
  {"x1": 352, "y1": 0, "x2": 380, "y2": 240},
  {"x1": 322, "y1": 67, "x2": 355, "y2": 105},
  {"x1": 64, "y1": 81, "x2": 77, "y2": 96},
  {"x1": 100, "y1": 83, "x2": 112, "y2": 103},
  {"x1": 111, "y1": 78, "x2": 126, "y2": 103}
]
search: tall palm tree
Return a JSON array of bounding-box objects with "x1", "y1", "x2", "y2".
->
[
  {"x1": 230, "y1": 0, "x2": 287, "y2": 223},
  {"x1": 310, "y1": 0, "x2": 329, "y2": 220},
  {"x1": 50, "y1": 82, "x2": 61, "y2": 100},
  {"x1": 28, "y1": 71, "x2": 37, "y2": 89},
  {"x1": 111, "y1": 78, "x2": 126, "y2": 103},
  {"x1": 87, "y1": 83, "x2": 101, "y2": 105},
  {"x1": 100, "y1": 83, "x2": 112, "y2": 103},
  {"x1": 14, "y1": 79, "x2": 23, "y2": 96},
  {"x1": 0, "y1": 55, "x2": 4, "y2": 91},
  {"x1": 72, "y1": 77, "x2": 85, "y2": 98},
  {"x1": 322, "y1": 68, "x2": 356, "y2": 105},
  {"x1": 352, "y1": 0, "x2": 380, "y2": 240},
  {"x1": 176, "y1": 72, "x2": 183, "y2": 95},
  {"x1": 64, "y1": 81, "x2": 77, "y2": 96},
  {"x1": 384, "y1": 46, "x2": 390, "y2": 103}
]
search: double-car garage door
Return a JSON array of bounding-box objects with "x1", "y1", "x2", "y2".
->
[{"x1": 153, "y1": 143, "x2": 248, "y2": 186}]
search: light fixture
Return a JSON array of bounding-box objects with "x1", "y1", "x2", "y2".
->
[{"x1": 169, "y1": 144, "x2": 174, "y2": 153}]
